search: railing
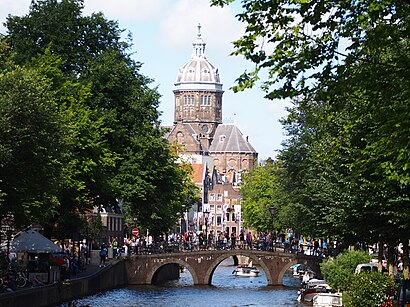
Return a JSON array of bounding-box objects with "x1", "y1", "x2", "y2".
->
[{"x1": 125, "y1": 239, "x2": 327, "y2": 258}]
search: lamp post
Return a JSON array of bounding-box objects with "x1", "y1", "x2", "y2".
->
[{"x1": 269, "y1": 206, "x2": 276, "y2": 251}]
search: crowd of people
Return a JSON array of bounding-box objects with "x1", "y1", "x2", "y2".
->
[{"x1": 112, "y1": 229, "x2": 334, "y2": 258}]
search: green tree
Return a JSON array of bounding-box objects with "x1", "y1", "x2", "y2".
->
[
  {"x1": 320, "y1": 250, "x2": 371, "y2": 292},
  {"x1": 212, "y1": 0, "x2": 410, "y2": 264},
  {"x1": 240, "y1": 159, "x2": 283, "y2": 232},
  {"x1": 1, "y1": 0, "x2": 196, "y2": 236},
  {"x1": 0, "y1": 66, "x2": 65, "y2": 227},
  {"x1": 345, "y1": 272, "x2": 397, "y2": 307}
]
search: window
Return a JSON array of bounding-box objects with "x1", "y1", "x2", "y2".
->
[
  {"x1": 210, "y1": 204, "x2": 215, "y2": 211},
  {"x1": 216, "y1": 215, "x2": 222, "y2": 226},
  {"x1": 200, "y1": 95, "x2": 212, "y2": 106},
  {"x1": 177, "y1": 132, "x2": 184, "y2": 144},
  {"x1": 226, "y1": 213, "x2": 230, "y2": 222},
  {"x1": 209, "y1": 193, "x2": 215, "y2": 201},
  {"x1": 217, "y1": 205, "x2": 222, "y2": 211},
  {"x1": 217, "y1": 193, "x2": 223, "y2": 201},
  {"x1": 184, "y1": 95, "x2": 195, "y2": 106},
  {"x1": 219, "y1": 135, "x2": 226, "y2": 142}
]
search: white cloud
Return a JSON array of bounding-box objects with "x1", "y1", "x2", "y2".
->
[
  {"x1": 158, "y1": 0, "x2": 241, "y2": 55},
  {"x1": 0, "y1": 0, "x2": 31, "y2": 32},
  {"x1": 83, "y1": 0, "x2": 170, "y2": 22}
]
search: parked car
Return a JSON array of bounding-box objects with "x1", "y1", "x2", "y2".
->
[{"x1": 355, "y1": 262, "x2": 378, "y2": 274}]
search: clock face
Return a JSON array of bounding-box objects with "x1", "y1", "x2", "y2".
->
[{"x1": 201, "y1": 124, "x2": 209, "y2": 133}]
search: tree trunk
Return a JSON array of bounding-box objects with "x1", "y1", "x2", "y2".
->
[
  {"x1": 403, "y1": 240, "x2": 409, "y2": 280},
  {"x1": 378, "y1": 240, "x2": 384, "y2": 273},
  {"x1": 387, "y1": 243, "x2": 394, "y2": 276}
]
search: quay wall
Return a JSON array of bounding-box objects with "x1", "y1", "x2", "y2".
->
[{"x1": 0, "y1": 261, "x2": 126, "y2": 307}]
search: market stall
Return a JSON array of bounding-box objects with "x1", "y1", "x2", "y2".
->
[{"x1": 10, "y1": 229, "x2": 63, "y2": 283}]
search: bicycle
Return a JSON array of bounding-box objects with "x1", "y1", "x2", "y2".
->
[{"x1": 8, "y1": 268, "x2": 29, "y2": 288}]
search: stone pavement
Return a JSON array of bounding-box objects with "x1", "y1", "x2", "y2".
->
[{"x1": 70, "y1": 259, "x2": 115, "y2": 280}]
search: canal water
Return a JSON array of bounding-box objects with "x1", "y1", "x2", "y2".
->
[{"x1": 64, "y1": 259, "x2": 310, "y2": 307}]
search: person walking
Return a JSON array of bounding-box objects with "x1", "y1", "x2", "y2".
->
[{"x1": 99, "y1": 244, "x2": 108, "y2": 267}]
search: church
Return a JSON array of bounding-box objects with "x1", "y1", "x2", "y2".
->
[{"x1": 166, "y1": 25, "x2": 258, "y2": 239}]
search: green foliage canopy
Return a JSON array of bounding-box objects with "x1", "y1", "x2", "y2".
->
[
  {"x1": 0, "y1": 0, "x2": 196, "y2": 236},
  {"x1": 320, "y1": 250, "x2": 371, "y2": 291},
  {"x1": 211, "y1": 0, "x2": 410, "y2": 250}
]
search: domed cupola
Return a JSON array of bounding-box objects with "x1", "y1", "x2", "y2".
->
[
  {"x1": 172, "y1": 24, "x2": 224, "y2": 141},
  {"x1": 175, "y1": 24, "x2": 222, "y2": 91}
]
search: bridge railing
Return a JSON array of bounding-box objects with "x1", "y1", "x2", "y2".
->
[{"x1": 124, "y1": 239, "x2": 328, "y2": 258}]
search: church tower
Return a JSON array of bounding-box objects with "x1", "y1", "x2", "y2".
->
[
  {"x1": 166, "y1": 25, "x2": 258, "y2": 238},
  {"x1": 171, "y1": 24, "x2": 223, "y2": 153}
]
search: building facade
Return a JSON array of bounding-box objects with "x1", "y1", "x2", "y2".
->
[{"x1": 167, "y1": 25, "x2": 258, "y2": 238}]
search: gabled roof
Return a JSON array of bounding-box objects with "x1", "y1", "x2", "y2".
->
[
  {"x1": 191, "y1": 163, "x2": 207, "y2": 184},
  {"x1": 209, "y1": 124, "x2": 256, "y2": 153}
]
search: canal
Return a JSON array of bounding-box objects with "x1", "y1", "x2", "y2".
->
[{"x1": 63, "y1": 259, "x2": 310, "y2": 307}]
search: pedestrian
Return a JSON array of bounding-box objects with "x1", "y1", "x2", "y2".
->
[
  {"x1": 246, "y1": 232, "x2": 252, "y2": 249},
  {"x1": 230, "y1": 232, "x2": 236, "y2": 249},
  {"x1": 302, "y1": 270, "x2": 310, "y2": 288},
  {"x1": 100, "y1": 244, "x2": 108, "y2": 267}
]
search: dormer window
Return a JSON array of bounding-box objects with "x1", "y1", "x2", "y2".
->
[{"x1": 219, "y1": 135, "x2": 226, "y2": 142}]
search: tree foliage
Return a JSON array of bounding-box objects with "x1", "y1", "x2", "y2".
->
[
  {"x1": 211, "y1": 0, "x2": 410, "y2": 255},
  {"x1": 0, "y1": 66, "x2": 65, "y2": 227},
  {"x1": 345, "y1": 272, "x2": 397, "y2": 307},
  {"x1": 320, "y1": 250, "x2": 371, "y2": 292},
  {"x1": 240, "y1": 159, "x2": 282, "y2": 232},
  {"x1": 0, "y1": 0, "x2": 195, "y2": 236}
]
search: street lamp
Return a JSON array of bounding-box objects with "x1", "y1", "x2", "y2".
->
[{"x1": 269, "y1": 206, "x2": 276, "y2": 251}]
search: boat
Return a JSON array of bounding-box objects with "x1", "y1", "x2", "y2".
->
[
  {"x1": 312, "y1": 292, "x2": 342, "y2": 307},
  {"x1": 291, "y1": 263, "x2": 315, "y2": 279},
  {"x1": 232, "y1": 261, "x2": 260, "y2": 277},
  {"x1": 297, "y1": 279, "x2": 332, "y2": 302}
]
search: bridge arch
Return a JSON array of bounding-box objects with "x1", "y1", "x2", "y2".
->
[
  {"x1": 146, "y1": 258, "x2": 198, "y2": 285},
  {"x1": 203, "y1": 251, "x2": 273, "y2": 285}
]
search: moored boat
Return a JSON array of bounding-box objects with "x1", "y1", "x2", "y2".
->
[
  {"x1": 297, "y1": 279, "x2": 332, "y2": 302},
  {"x1": 232, "y1": 261, "x2": 260, "y2": 277},
  {"x1": 313, "y1": 292, "x2": 342, "y2": 307}
]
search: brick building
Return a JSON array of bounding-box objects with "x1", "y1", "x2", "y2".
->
[{"x1": 166, "y1": 25, "x2": 258, "y2": 238}]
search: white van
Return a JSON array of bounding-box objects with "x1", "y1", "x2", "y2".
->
[{"x1": 355, "y1": 262, "x2": 379, "y2": 274}]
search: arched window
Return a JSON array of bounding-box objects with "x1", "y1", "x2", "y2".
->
[{"x1": 177, "y1": 132, "x2": 184, "y2": 144}]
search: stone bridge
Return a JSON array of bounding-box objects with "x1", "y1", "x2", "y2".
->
[{"x1": 125, "y1": 250, "x2": 322, "y2": 286}]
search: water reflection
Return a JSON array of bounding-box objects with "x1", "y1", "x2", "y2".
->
[{"x1": 66, "y1": 258, "x2": 307, "y2": 307}]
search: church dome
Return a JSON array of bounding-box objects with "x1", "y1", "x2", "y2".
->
[{"x1": 175, "y1": 25, "x2": 222, "y2": 92}]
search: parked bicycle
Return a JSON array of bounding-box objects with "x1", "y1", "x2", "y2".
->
[{"x1": 8, "y1": 268, "x2": 29, "y2": 288}]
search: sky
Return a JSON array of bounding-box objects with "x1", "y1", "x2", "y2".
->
[{"x1": 0, "y1": 0, "x2": 291, "y2": 161}]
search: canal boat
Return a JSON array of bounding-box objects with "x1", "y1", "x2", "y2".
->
[
  {"x1": 312, "y1": 292, "x2": 342, "y2": 307},
  {"x1": 297, "y1": 279, "x2": 332, "y2": 302},
  {"x1": 291, "y1": 263, "x2": 315, "y2": 279},
  {"x1": 232, "y1": 261, "x2": 260, "y2": 277}
]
